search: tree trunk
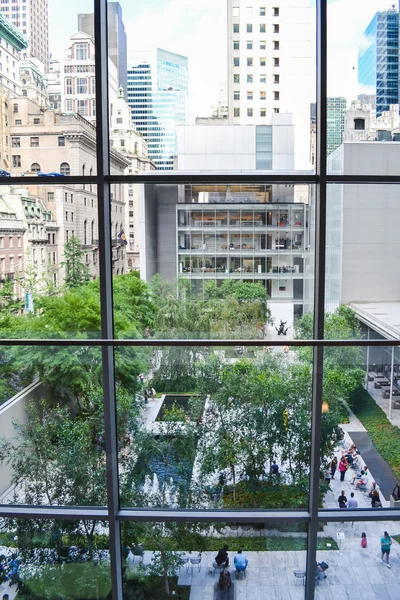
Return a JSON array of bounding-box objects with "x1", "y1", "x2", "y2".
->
[{"x1": 231, "y1": 465, "x2": 236, "y2": 501}]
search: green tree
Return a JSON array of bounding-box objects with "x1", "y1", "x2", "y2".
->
[
  {"x1": 62, "y1": 236, "x2": 90, "y2": 289},
  {"x1": 0, "y1": 278, "x2": 23, "y2": 315}
]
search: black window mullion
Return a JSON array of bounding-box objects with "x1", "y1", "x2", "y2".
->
[
  {"x1": 94, "y1": 1, "x2": 123, "y2": 598},
  {"x1": 306, "y1": 1, "x2": 328, "y2": 598}
]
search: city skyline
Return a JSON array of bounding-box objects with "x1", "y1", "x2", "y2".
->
[{"x1": 47, "y1": 0, "x2": 395, "y2": 122}]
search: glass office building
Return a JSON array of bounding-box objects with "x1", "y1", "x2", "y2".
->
[
  {"x1": 127, "y1": 48, "x2": 189, "y2": 170},
  {"x1": 358, "y1": 9, "x2": 399, "y2": 117},
  {"x1": 327, "y1": 97, "x2": 347, "y2": 157}
]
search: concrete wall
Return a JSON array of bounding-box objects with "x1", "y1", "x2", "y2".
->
[
  {"x1": 0, "y1": 381, "x2": 46, "y2": 498},
  {"x1": 327, "y1": 143, "x2": 400, "y2": 306},
  {"x1": 140, "y1": 184, "x2": 157, "y2": 281},
  {"x1": 156, "y1": 185, "x2": 179, "y2": 281}
]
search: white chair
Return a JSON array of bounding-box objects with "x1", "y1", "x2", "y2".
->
[{"x1": 190, "y1": 554, "x2": 202, "y2": 572}]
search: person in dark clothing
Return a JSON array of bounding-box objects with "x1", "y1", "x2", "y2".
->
[
  {"x1": 338, "y1": 491, "x2": 347, "y2": 508},
  {"x1": 219, "y1": 569, "x2": 232, "y2": 590},
  {"x1": 215, "y1": 545, "x2": 229, "y2": 568},
  {"x1": 271, "y1": 461, "x2": 279, "y2": 475}
]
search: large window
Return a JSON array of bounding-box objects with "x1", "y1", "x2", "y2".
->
[{"x1": 1, "y1": 3, "x2": 399, "y2": 600}]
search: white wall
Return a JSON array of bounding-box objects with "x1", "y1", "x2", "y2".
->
[{"x1": 0, "y1": 381, "x2": 45, "y2": 498}]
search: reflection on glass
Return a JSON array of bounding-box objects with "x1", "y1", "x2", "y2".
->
[
  {"x1": 0, "y1": 346, "x2": 106, "y2": 507},
  {"x1": 121, "y1": 520, "x2": 342, "y2": 599},
  {"x1": 118, "y1": 348, "x2": 315, "y2": 510},
  {"x1": 0, "y1": 517, "x2": 110, "y2": 598}
]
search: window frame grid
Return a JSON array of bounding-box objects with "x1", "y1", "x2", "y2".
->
[{"x1": 0, "y1": 2, "x2": 399, "y2": 599}]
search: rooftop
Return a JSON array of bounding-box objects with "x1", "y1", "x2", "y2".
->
[{"x1": 351, "y1": 302, "x2": 400, "y2": 340}]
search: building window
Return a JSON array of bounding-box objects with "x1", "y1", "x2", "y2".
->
[
  {"x1": 260, "y1": 41, "x2": 266, "y2": 50},
  {"x1": 247, "y1": 91, "x2": 253, "y2": 101},
  {"x1": 260, "y1": 74, "x2": 266, "y2": 83},
  {"x1": 247, "y1": 108, "x2": 253, "y2": 117},
  {"x1": 273, "y1": 107, "x2": 280, "y2": 113},
  {"x1": 274, "y1": 24, "x2": 279, "y2": 33},
  {"x1": 58, "y1": 136, "x2": 65, "y2": 147},
  {"x1": 274, "y1": 74, "x2": 280, "y2": 84},
  {"x1": 77, "y1": 77, "x2": 88, "y2": 94},
  {"x1": 233, "y1": 40, "x2": 239, "y2": 50},
  {"x1": 233, "y1": 74, "x2": 240, "y2": 84},
  {"x1": 247, "y1": 41, "x2": 253, "y2": 50},
  {"x1": 247, "y1": 74, "x2": 253, "y2": 83},
  {"x1": 273, "y1": 7, "x2": 279, "y2": 16},
  {"x1": 75, "y1": 43, "x2": 88, "y2": 60},
  {"x1": 116, "y1": 118, "x2": 123, "y2": 124},
  {"x1": 260, "y1": 7, "x2": 266, "y2": 16},
  {"x1": 233, "y1": 57, "x2": 240, "y2": 67},
  {"x1": 233, "y1": 23, "x2": 239, "y2": 33},
  {"x1": 247, "y1": 58, "x2": 253, "y2": 67},
  {"x1": 12, "y1": 155, "x2": 20, "y2": 167},
  {"x1": 30, "y1": 137, "x2": 39, "y2": 147},
  {"x1": 65, "y1": 99, "x2": 73, "y2": 112},
  {"x1": 233, "y1": 91, "x2": 240, "y2": 101},
  {"x1": 260, "y1": 108, "x2": 266, "y2": 117},
  {"x1": 60, "y1": 162, "x2": 70, "y2": 175},
  {"x1": 13, "y1": 103, "x2": 17, "y2": 112},
  {"x1": 11, "y1": 137, "x2": 20, "y2": 147},
  {"x1": 260, "y1": 24, "x2": 266, "y2": 33},
  {"x1": 65, "y1": 211, "x2": 68, "y2": 221},
  {"x1": 260, "y1": 57, "x2": 266, "y2": 67},
  {"x1": 274, "y1": 58, "x2": 280, "y2": 67},
  {"x1": 48, "y1": 192, "x2": 54, "y2": 202},
  {"x1": 232, "y1": 7, "x2": 240, "y2": 17},
  {"x1": 15, "y1": 119, "x2": 21, "y2": 125},
  {"x1": 91, "y1": 78, "x2": 96, "y2": 94},
  {"x1": 274, "y1": 91, "x2": 280, "y2": 100},
  {"x1": 274, "y1": 41, "x2": 280, "y2": 50},
  {"x1": 33, "y1": 118, "x2": 40, "y2": 124},
  {"x1": 246, "y1": 24, "x2": 252, "y2": 33},
  {"x1": 77, "y1": 99, "x2": 88, "y2": 116},
  {"x1": 233, "y1": 108, "x2": 240, "y2": 117},
  {"x1": 65, "y1": 77, "x2": 72, "y2": 94},
  {"x1": 30, "y1": 163, "x2": 40, "y2": 173},
  {"x1": 260, "y1": 91, "x2": 266, "y2": 100}
]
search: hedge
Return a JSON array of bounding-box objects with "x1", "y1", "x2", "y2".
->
[{"x1": 349, "y1": 386, "x2": 400, "y2": 482}]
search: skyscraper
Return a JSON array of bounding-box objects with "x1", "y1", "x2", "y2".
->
[
  {"x1": 227, "y1": 0, "x2": 313, "y2": 169},
  {"x1": 327, "y1": 97, "x2": 347, "y2": 157},
  {"x1": 358, "y1": 8, "x2": 399, "y2": 118},
  {"x1": 78, "y1": 2, "x2": 127, "y2": 97},
  {"x1": 127, "y1": 48, "x2": 189, "y2": 170},
  {"x1": 0, "y1": 0, "x2": 49, "y2": 70}
]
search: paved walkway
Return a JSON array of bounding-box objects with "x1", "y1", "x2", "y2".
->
[
  {"x1": 349, "y1": 431, "x2": 396, "y2": 501},
  {"x1": 175, "y1": 547, "x2": 400, "y2": 600}
]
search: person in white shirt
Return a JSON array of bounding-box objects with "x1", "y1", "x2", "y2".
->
[{"x1": 348, "y1": 492, "x2": 358, "y2": 508}]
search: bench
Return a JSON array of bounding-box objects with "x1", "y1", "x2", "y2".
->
[{"x1": 375, "y1": 379, "x2": 389, "y2": 389}]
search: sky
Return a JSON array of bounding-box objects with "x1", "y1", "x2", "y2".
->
[{"x1": 48, "y1": 0, "x2": 398, "y2": 119}]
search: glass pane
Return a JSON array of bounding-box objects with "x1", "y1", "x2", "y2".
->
[
  {"x1": 0, "y1": 345, "x2": 106, "y2": 506},
  {"x1": 325, "y1": 184, "x2": 400, "y2": 339},
  {"x1": 317, "y1": 519, "x2": 400, "y2": 593},
  {"x1": 4, "y1": 1, "x2": 98, "y2": 177},
  {"x1": 320, "y1": 342, "x2": 400, "y2": 512},
  {"x1": 121, "y1": 520, "x2": 311, "y2": 599},
  {"x1": 114, "y1": 183, "x2": 314, "y2": 340},
  {"x1": 0, "y1": 184, "x2": 100, "y2": 339},
  {"x1": 327, "y1": 2, "x2": 399, "y2": 173},
  {"x1": 0, "y1": 517, "x2": 111, "y2": 598},
  {"x1": 118, "y1": 345, "x2": 312, "y2": 510},
  {"x1": 113, "y1": 1, "x2": 315, "y2": 171}
]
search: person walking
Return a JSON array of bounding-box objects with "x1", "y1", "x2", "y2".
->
[
  {"x1": 381, "y1": 531, "x2": 392, "y2": 568},
  {"x1": 338, "y1": 491, "x2": 348, "y2": 509},
  {"x1": 348, "y1": 492, "x2": 358, "y2": 508},
  {"x1": 330, "y1": 457, "x2": 338, "y2": 480},
  {"x1": 339, "y1": 456, "x2": 348, "y2": 482}
]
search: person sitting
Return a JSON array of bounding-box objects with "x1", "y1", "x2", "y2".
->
[
  {"x1": 219, "y1": 569, "x2": 232, "y2": 590},
  {"x1": 215, "y1": 545, "x2": 229, "y2": 568},
  {"x1": 234, "y1": 550, "x2": 248, "y2": 573},
  {"x1": 355, "y1": 471, "x2": 368, "y2": 489},
  {"x1": 271, "y1": 461, "x2": 279, "y2": 475},
  {"x1": 315, "y1": 562, "x2": 327, "y2": 580},
  {"x1": 351, "y1": 469, "x2": 365, "y2": 485}
]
